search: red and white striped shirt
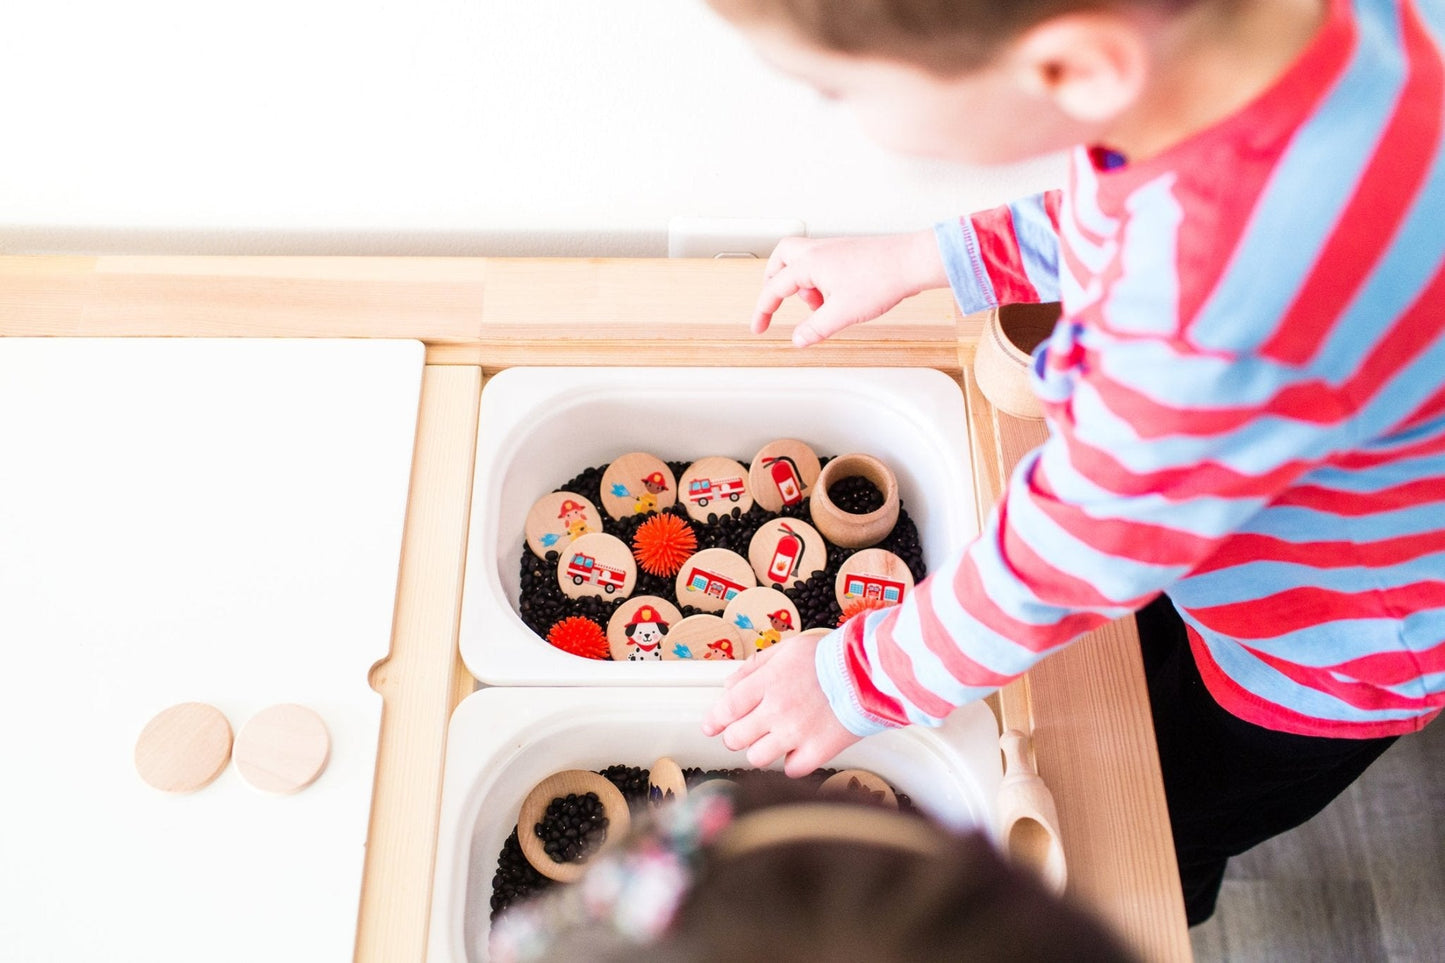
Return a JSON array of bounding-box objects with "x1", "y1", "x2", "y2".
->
[{"x1": 817, "y1": 0, "x2": 1445, "y2": 740}]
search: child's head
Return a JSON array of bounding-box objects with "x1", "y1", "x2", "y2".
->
[
  {"x1": 492, "y1": 776, "x2": 1137, "y2": 962},
  {"x1": 706, "y1": 0, "x2": 1219, "y2": 163}
]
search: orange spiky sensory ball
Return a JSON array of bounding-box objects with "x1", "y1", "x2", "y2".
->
[
  {"x1": 838, "y1": 597, "x2": 891, "y2": 626},
  {"x1": 546, "y1": 616, "x2": 609, "y2": 660},
  {"x1": 631, "y1": 513, "x2": 698, "y2": 577}
]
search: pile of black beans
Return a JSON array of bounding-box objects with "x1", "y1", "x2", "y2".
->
[
  {"x1": 516, "y1": 457, "x2": 927, "y2": 646},
  {"x1": 535, "y1": 791, "x2": 609, "y2": 864},
  {"x1": 488, "y1": 764, "x2": 917, "y2": 920}
]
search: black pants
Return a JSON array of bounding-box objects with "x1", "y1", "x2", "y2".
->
[{"x1": 1134, "y1": 595, "x2": 1398, "y2": 926}]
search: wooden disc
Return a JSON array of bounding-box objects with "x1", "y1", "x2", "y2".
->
[
  {"x1": 524, "y1": 491, "x2": 603, "y2": 558},
  {"x1": 747, "y1": 517, "x2": 827, "y2": 590},
  {"x1": 660, "y1": 614, "x2": 753, "y2": 661},
  {"x1": 606, "y1": 595, "x2": 683, "y2": 662},
  {"x1": 556, "y1": 532, "x2": 638, "y2": 601},
  {"x1": 835, "y1": 549, "x2": 915, "y2": 610},
  {"x1": 678, "y1": 457, "x2": 753, "y2": 523},
  {"x1": 233, "y1": 704, "x2": 330, "y2": 795},
  {"x1": 674, "y1": 548, "x2": 756, "y2": 614},
  {"x1": 819, "y1": 769, "x2": 899, "y2": 810},
  {"x1": 723, "y1": 587, "x2": 800, "y2": 653},
  {"x1": 749, "y1": 439, "x2": 822, "y2": 512},
  {"x1": 648, "y1": 757, "x2": 688, "y2": 808},
  {"x1": 599, "y1": 453, "x2": 676, "y2": 520},
  {"x1": 134, "y1": 702, "x2": 233, "y2": 794},
  {"x1": 518, "y1": 770, "x2": 632, "y2": 883}
]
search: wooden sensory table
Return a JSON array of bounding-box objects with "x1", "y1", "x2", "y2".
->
[{"x1": 0, "y1": 256, "x2": 1191, "y2": 962}]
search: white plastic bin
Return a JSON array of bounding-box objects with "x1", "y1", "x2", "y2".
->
[
  {"x1": 459, "y1": 367, "x2": 977, "y2": 685},
  {"x1": 426, "y1": 687, "x2": 1001, "y2": 963}
]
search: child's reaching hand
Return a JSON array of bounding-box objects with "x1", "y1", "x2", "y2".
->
[
  {"x1": 754, "y1": 230, "x2": 947, "y2": 346},
  {"x1": 701, "y1": 631, "x2": 861, "y2": 776}
]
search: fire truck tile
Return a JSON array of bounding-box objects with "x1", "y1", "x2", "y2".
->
[
  {"x1": 835, "y1": 549, "x2": 915, "y2": 610},
  {"x1": 674, "y1": 548, "x2": 757, "y2": 614},
  {"x1": 606, "y1": 596, "x2": 684, "y2": 662},
  {"x1": 747, "y1": 517, "x2": 827, "y2": 590},
  {"x1": 600, "y1": 453, "x2": 677, "y2": 520},
  {"x1": 678, "y1": 456, "x2": 753, "y2": 523},
  {"x1": 749, "y1": 439, "x2": 822, "y2": 513},
  {"x1": 557, "y1": 532, "x2": 638, "y2": 601},
  {"x1": 659, "y1": 614, "x2": 751, "y2": 661},
  {"x1": 723, "y1": 587, "x2": 801, "y2": 653},
  {"x1": 525, "y1": 491, "x2": 604, "y2": 559}
]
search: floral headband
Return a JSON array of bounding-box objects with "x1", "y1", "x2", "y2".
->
[{"x1": 488, "y1": 781, "x2": 942, "y2": 962}]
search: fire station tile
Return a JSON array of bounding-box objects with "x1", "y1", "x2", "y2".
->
[
  {"x1": 835, "y1": 549, "x2": 915, "y2": 611},
  {"x1": 674, "y1": 548, "x2": 756, "y2": 614}
]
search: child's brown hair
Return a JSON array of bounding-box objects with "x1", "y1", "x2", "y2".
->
[{"x1": 706, "y1": 0, "x2": 1206, "y2": 73}]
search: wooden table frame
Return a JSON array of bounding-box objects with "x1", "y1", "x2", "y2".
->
[{"x1": 0, "y1": 255, "x2": 1190, "y2": 961}]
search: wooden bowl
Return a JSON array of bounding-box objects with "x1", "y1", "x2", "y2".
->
[
  {"x1": 972, "y1": 304, "x2": 1059, "y2": 421},
  {"x1": 517, "y1": 769, "x2": 631, "y2": 882},
  {"x1": 809, "y1": 454, "x2": 901, "y2": 550}
]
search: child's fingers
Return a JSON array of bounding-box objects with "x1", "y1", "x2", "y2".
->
[
  {"x1": 722, "y1": 643, "x2": 779, "y2": 690},
  {"x1": 700, "y1": 673, "x2": 766, "y2": 736},
  {"x1": 720, "y1": 706, "x2": 772, "y2": 753},
  {"x1": 745, "y1": 732, "x2": 793, "y2": 770},
  {"x1": 782, "y1": 742, "x2": 831, "y2": 779},
  {"x1": 752, "y1": 266, "x2": 811, "y2": 335},
  {"x1": 793, "y1": 299, "x2": 863, "y2": 348},
  {"x1": 764, "y1": 237, "x2": 807, "y2": 280},
  {"x1": 798, "y1": 286, "x2": 825, "y2": 311}
]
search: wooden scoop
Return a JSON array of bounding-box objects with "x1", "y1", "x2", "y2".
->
[{"x1": 997, "y1": 729, "x2": 1068, "y2": 894}]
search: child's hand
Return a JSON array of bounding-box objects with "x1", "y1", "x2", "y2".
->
[
  {"x1": 753, "y1": 229, "x2": 948, "y2": 347},
  {"x1": 701, "y1": 632, "x2": 862, "y2": 777}
]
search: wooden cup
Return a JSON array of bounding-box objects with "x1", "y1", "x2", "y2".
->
[
  {"x1": 997, "y1": 729, "x2": 1068, "y2": 894},
  {"x1": 972, "y1": 304, "x2": 1060, "y2": 421},
  {"x1": 809, "y1": 454, "x2": 900, "y2": 550}
]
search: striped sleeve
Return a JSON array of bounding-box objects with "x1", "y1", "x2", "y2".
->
[
  {"x1": 935, "y1": 191, "x2": 1063, "y2": 314},
  {"x1": 815, "y1": 329, "x2": 1353, "y2": 736}
]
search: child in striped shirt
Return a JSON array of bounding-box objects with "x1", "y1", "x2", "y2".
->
[{"x1": 699, "y1": 0, "x2": 1445, "y2": 925}]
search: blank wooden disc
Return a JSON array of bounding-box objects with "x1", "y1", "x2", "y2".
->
[
  {"x1": 134, "y1": 702, "x2": 233, "y2": 794},
  {"x1": 518, "y1": 770, "x2": 632, "y2": 883},
  {"x1": 819, "y1": 769, "x2": 899, "y2": 809},
  {"x1": 648, "y1": 757, "x2": 688, "y2": 808},
  {"x1": 233, "y1": 704, "x2": 331, "y2": 795}
]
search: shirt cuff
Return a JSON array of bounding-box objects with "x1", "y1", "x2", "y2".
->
[
  {"x1": 814, "y1": 626, "x2": 893, "y2": 738},
  {"x1": 934, "y1": 218, "x2": 998, "y2": 316}
]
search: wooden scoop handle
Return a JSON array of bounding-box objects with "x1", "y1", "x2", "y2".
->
[{"x1": 998, "y1": 729, "x2": 1068, "y2": 894}]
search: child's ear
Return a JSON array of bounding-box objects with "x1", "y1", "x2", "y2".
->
[{"x1": 1008, "y1": 13, "x2": 1149, "y2": 123}]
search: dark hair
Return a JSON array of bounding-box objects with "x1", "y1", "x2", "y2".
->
[
  {"x1": 560, "y1": 777, "x2": 1139, "y2": 963},
  {"x1": 706, "y1": 0, "x2": 1204, "y2": 74}
]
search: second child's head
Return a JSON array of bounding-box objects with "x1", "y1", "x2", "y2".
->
[{"x1": 704, "y1": 0, "x2": 1235, "y2": 163}]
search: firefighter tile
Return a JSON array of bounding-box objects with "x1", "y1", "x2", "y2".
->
[
  {"x1": 723, "y1": 587, "x2": 800, "y2": 653},
  {"x1": 747, "y1": 517, "x2": 827, "y2": 590},
  {"x1": 606, "y1": 595, "x2": 683, "y2": 662},
  {"x1": 525, "y1": 491, "x2": 603, "y2": 558},
  {"x1": 678, "y1": 456, "x2": 753, "y2": 523},
  {"x1": 659, "y1": 613, "x2": 752, "y2": 661},
  {"x1": 556, "y1": 532, "x2": 638, "y2": 601},
  {"x1": 749, "y1": 439, "x2": 822, "y2": 513},
  {"x1": 600, "y1": 453, "x2": 677, "y2": 520},
  {"x1": 674, "y1": 548, "x2": 757, "y2": 614},
  {"x1": 835, "y1": 548, "x2": 915, "y2": 610}
]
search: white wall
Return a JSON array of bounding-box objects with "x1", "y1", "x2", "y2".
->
[{"x1": 0, "y1": 1, "x2": 1065, "y2": 256}]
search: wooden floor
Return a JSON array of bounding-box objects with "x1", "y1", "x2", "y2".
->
[{"x1": 1191, "y1": 719, "x2": 1445, "y2": 962}]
